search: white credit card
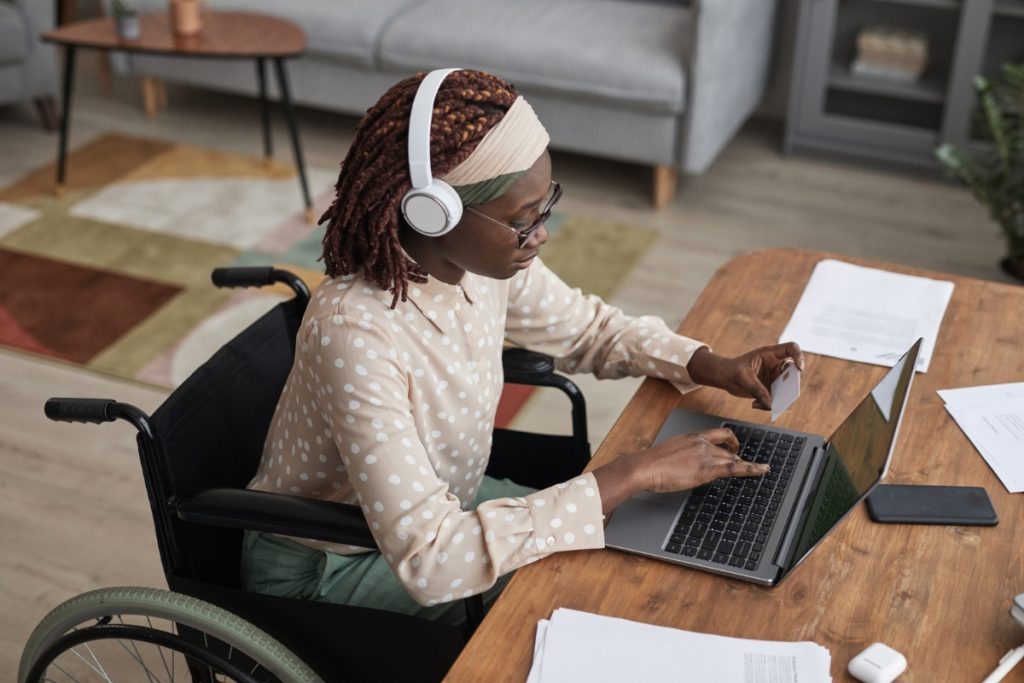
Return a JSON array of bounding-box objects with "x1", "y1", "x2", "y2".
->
[{"x1": 770, "y1": 364, "x2": 801, "y2": 422}]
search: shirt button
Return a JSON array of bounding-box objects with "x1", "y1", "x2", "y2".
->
[{"x1": 546, "y1": 536, "x2": 556, "y2": 546}]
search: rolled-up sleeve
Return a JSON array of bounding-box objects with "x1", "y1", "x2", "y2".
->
[
  {"x1": 308, "y1": 311, "x2": 604, "y2": 606},
  {"x1": 504, "y1": 258, "x2": 707, "y2": 393}
]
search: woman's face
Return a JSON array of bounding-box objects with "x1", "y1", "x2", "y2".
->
[{"x1": 433, "y1": 151, "x2": 553, "y2": 281}]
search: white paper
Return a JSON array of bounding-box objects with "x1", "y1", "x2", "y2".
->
[
  {"x1": 528, "y1": 608, "x2": 832, "y2": 683},
  {"x1": 939, "y1": 383, "x2": 1024, "y2": 493},
  {"x1": 779, "y1": 260, "x2": 954, "y2": 373}
]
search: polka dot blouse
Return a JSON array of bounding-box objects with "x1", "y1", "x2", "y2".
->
[{"x1": 248, "y1": 257, "x2": 706, "y2": 606}]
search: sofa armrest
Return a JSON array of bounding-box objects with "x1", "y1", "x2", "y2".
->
[
  {"x1": 683, "y1": 0, "x2": 779, "y2": 174},
  {"x1": 173, "y1": 487, "x2": 378, "y2": 548},
  {"x1": 11, "y1": 0, "x2": 57, "y2": 99}
]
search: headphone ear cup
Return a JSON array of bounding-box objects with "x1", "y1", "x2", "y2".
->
[{"x1": 401, "y1": 179, "x2": 463, "y2": 237}]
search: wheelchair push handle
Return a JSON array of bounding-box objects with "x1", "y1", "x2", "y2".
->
[
  {"x1": 211, "y1": 267, "x2": 311, "y2": 306},
  {"x1": 211, "y1": 266, "x2": 276, "y2": 288},
  {"x1": 44, "y1": 398, "x2": 118, "y2": 424}
]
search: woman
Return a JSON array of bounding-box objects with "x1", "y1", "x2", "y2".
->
[{"x1": 242, "y1": 69, "x2": 803, "y2": 624}]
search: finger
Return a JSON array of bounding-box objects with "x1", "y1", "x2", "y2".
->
[
  {"x1": 720, "y1": 453, "x2": 770, "y2": 478},
  {"x1": 700, "y1": 427, "x2": 740, "y2": 452},
  {"x1": 784, "y1": 341, "x2": 805, "y2": 371},
  {"x1": 752, "y1": 399, "x2": 769, "y2": 411},
  {"x1": 767, "y1": 342, "x2": 804, "y2": 371},
  {"x1": 744, "y1": 373, "x2": 772, "y2": 408}
]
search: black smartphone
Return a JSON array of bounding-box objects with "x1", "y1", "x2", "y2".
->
[{"x1": 867, "y1": 484, "x2": 998, "y2": 526}]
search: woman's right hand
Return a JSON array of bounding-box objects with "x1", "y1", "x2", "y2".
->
[{"x1": 592, "y1": 428, "x2": 769, "y2": 518}]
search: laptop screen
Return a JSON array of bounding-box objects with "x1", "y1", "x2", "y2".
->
[{"x1": 783, "y1": 339, "x2": 922, "y2": 570}]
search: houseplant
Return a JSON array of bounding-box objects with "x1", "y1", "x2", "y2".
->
[
  {"x1": 111, "y1": 0, "x2": 140, "y2": 40},
  {"x1": 936, "y1": 63, "x2": 1024, "y2": 281}
]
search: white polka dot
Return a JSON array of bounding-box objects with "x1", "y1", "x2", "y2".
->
[
  {"x1": 464, "y1": 551, "x2": 476, "y2": 562},
  {"x1": 321, "y1": 336, "x2": 331, "y2": 346},
  {"x1": 373, "y1": 501, "x2": 384, "y2": 512},
  {"x1": 400, "y1": 516, "x2": 412, "y2": 526},
  {"x1": 566, "y1": 503, "x2": 577, "y2": 513},
  {"x1": 364, "y1": 454, "x2": 377, "y2": 464},
  {"x1": 348, "y1": 400, "x2": 361, "y2": 410},
  {"x1": 400, "y1": 499, "x2": 411, "y2": 510},
  {"x1": 564, "y1": 532, "x2": 576, "y2": 544},
  {"x1": 584, "y1": 524, "x2": 596, "y2": 535},
  {"x1": 585, "y1": 488, "x2": 596, "y2": 497},
  {"x1": 551, "y1": 518, "x2": 562, "y2": 528},
  {"x1": 355, "y1": 365, "x2": 368, "y2": 376},
  {"x1": 353, "y1": 337, "x2": 365, "y2": 348},
  {"x1": 453, "y1": 532, "x2": 464, "y2": 544},
  {"x1": 451, "y1": 578, "x2": 463, "y2": 588},
  {"x1": 416, "y1": 578, "x2": 428, "y2": 588},
  {"x1": 388, "y1": 474, "x2": 401, "y2": 485},
  {"x1": 334, "y1": 358, "x2": 344, "y2": 368},
  {"x1": 437, "y1": 552, "x2": 448, "y2": 564}
]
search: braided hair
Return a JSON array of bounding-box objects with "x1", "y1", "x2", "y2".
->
[{"x1": 320, "y1": 70, "x2": 519, "y2": 307}]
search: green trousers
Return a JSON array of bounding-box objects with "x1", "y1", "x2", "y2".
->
[{"x1": 240, "y1": 476, "x2": 535, "y2": 626}]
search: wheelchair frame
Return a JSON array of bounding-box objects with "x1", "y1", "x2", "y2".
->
[{"x1": 22, "y1": 266, "x2": 592, "y2": 682}]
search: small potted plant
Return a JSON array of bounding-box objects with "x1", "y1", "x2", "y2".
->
[
  {"x1": 112, "y1": 0, "x2": 140, "y2": 41},
  {"x1": 936, "y1": 63, "x2": 1024, "y2": 282}
]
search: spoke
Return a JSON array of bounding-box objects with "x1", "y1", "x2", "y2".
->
[
  {"x1": 82, "y1": 639, "x2": 113, "y2": 681},
  {"x1": 147, "y1": 615, "x2": 175, "y2": 681},
  {"x1": 114, "y1": 615, "x2": 159, "y2": 683},
  {"x1": 66, "y1": 645, "x2": 113, "y2": 681},
  {"x1": 48, "y1": 660, "x2": 81, "y2": 681}
]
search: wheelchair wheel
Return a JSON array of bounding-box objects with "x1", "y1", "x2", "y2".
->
[{"x1": 19, "y1": 586, "x2": 321, "y2": 683}]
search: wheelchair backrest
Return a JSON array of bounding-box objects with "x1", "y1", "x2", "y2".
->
[{"x1": 146, "y1": 296, "x2": 305, "y2": 587}]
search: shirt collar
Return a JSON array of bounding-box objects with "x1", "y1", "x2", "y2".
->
[{"x1": 404, "y1": 274, "x2": 475, "y2": 334}]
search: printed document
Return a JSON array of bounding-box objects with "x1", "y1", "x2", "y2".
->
[
  {"x1": 779, "y1": 260, "x2": 954, "y2": 373},
  {"x1": 939, "y1": 382, "x2": 1024, "y2": 493},
  {"x1": 526, "y1": 608, "x2": 832, "y2": 683}
]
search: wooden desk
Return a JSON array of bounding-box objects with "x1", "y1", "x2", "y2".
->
[{"x1": 446, "y1": 249, "x2": 1024, "y2": 682}]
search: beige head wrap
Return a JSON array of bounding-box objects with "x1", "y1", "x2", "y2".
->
[{"x1": 439, "y1": 96, "x2": 550, "y2": 206}]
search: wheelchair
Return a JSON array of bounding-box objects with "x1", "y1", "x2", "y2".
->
[{"x1": 19, "y1": 266, "x2": 591, "y2": 682}]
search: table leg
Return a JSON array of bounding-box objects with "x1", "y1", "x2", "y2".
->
[
  {"x1": 272, "y1": 57, "x2": 313, "y2": 223},
  {"x1": 256, "y1": 58, "x2": 273, "y2": 166},
  {"x1": 56, "y1": 45, "x2": 77, "y2": 198}
]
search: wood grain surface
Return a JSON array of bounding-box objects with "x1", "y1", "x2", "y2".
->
[
  {"x1": 445, "y1": 248, "x2": 1024, "y2": 682},
  {"x1": 41, "y1": 11, "x2": 305, "y2": 58}
]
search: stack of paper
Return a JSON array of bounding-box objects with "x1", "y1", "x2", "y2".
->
[
  {"x1": 779, "y1": 259, "x2": 954, "y2": 373},
  {"x1": 939, "y1": 382, "x2": 1024, "y2": 493},
  {"x1": 527, "y1": 608, "x2": 832, "y2": 683}
]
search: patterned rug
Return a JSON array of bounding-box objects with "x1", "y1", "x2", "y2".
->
[{"x1": 0, "y1": 134, "x2": 659, "y2": 419}]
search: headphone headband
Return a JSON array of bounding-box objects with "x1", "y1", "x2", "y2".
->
[
  {"x1": 401, "y1": 68, "x2": 464, "y2": 237},
  {"x1": 407, "y1": 68, "x2": 460, "y2": 189}
]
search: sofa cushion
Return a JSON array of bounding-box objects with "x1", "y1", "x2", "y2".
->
[
  {"x1": 379, "y1": 0, "x2": 690, "y2": 113},
  {"x1": 0, "y1": 2, "x2": 27, "y2": 64},
  {"x1": 125, "y1": 0, "x2": 425, "y2": 67}
]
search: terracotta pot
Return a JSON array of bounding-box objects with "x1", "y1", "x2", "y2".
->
[{"x1": 169, "y1": 0, "x2": 202, "y2": 36}]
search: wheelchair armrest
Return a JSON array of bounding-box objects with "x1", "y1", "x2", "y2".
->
[
  {"x1": 173, "y1": 488, "x2": 377, "y2": 549},
  {"x1": 501, "y1": 347, "x2": 555, "y2": 384}
]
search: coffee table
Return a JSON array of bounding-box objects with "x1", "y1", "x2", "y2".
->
[{"x1": 42, "y1": 11, "x2": 315, "y2": 221}]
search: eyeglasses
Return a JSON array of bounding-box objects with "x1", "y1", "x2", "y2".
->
[{"x1": 465, "y1": 181, "x2": 562, "y2": 248}]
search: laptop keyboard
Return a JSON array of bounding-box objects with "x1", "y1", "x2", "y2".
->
[{"x1": 663, "y1": 425, "x2": 804, "y2": 571}]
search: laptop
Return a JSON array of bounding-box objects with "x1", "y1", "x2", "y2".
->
[{"x1": 604, "y1": 338, "x2": 922, "y2": 586}]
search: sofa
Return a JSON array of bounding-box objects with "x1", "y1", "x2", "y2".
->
[
  {"x1": 0, "y1": 0, "x2": 58, "y2": 128},
  {"x1": 112, "y1": 0, "x2": 778, "y2": 206}
]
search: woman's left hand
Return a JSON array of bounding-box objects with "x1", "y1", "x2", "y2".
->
[{"x1": 686, "y1": 343, "x2": 805, "y2": 410}]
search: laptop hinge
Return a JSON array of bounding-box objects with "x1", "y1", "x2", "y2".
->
[{"x1": 774, "y1": 442, "x2": 829, "y2": 569}]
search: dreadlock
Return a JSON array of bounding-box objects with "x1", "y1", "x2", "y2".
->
[{"x1": 319, "y1": 70, "x2": 519, "y2": 308}]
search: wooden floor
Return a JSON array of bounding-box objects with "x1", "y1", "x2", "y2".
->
[{"x1": 0, "y1": 64, "x2": 1011, "y2": 673}]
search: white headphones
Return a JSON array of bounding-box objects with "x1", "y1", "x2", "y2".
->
[{"x1": 401, "y1": 68, "x2": 464, "y2": 237}]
